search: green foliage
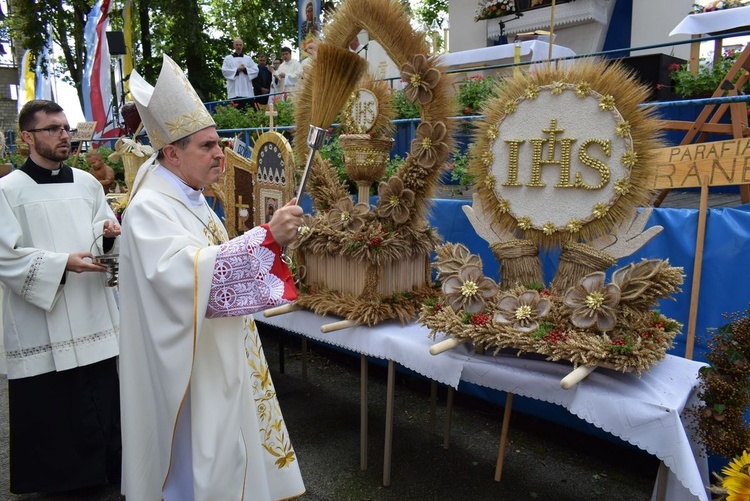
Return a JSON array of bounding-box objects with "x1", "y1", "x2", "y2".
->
[
  {"x1": 392, "y1": 89, "x2": 420, "y2": 119},
  {"x1": 213, "y1": 99, "x2": 296, "y2": 130},
  {"x1": 3, "y1": 0, "x2": 300, "y2": 109},
  {"x1": 670, "y1": 49, "x2": 750, "y2": 98},
  {"x1": 448, "y1": 149, "x2": 474, "y2": 187},
  {"x1": 456, "y1": 74, "x2": 502, "y2": 115}
]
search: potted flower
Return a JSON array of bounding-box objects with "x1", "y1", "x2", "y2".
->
[
  {"x1": 474, "y1": 0, "x2": 516, "y2": 22},
  {"x1": 668, "y1": 48, "x2": 750, "y2": 98}
]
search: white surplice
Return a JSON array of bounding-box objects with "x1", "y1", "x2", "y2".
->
[
  {"x1": 222, "y1": 53, "x2": 259, "y2": 99},
  {"x1": 118, "y1": 163, "x2": 304, "y2": 501},
  {"x1": 0, "y1": 169, "x2": 119, "y2": 379},
  {"x1": 276, "y1": 59, "x2": 303, "y2": 94}
]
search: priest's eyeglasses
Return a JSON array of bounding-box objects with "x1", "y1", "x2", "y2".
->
[{"x1": 26, "y1": 125, "x2": 74, "y2": 136}]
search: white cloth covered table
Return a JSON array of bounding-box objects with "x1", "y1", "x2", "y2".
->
[
  {"x1": 461, "y1": 353, "x2": 709, "y2": 501},
  {"x1": 670, "y1": 6, "x2": 750, "y2": 36},
  {"x1": 259, "y1": 310, "x2": 708, "y2": 499},
  {"x1": 438, "y1": 40, "x2": 576, "y2": 72},
  {"x1": 258, "y1": 310, "x2": 472, "y2": 388}
]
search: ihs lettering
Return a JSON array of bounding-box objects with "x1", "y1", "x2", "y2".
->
[
  {"x1": 353, "y1": 101, "x2": 376, "y2": 127},
  {"x1": 502, "y1": 119, "x2": 612, "y2": 191}
]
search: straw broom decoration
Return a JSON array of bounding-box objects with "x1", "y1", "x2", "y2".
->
[
  {"x1": 295, "y1": 43, "x2": 367, "y2": 207},
  {"x1": 280, "y1": 42, "x2": 367, "y2": 265}
]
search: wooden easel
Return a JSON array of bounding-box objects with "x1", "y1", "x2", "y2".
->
[{"x1": 655, "y1": 43, "x2": 750, "y2": 206}]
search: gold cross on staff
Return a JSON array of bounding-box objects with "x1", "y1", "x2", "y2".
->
[{"x1": 265, "y1": 103, "x2": 278, "y2": 131}]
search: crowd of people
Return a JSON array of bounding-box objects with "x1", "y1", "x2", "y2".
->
[
  {"x1": 221, "y1": 37, "x2": 305, "y2": 110},
  {"x1": 0, "y1": 51, "x2": 306, "y2": 500}
]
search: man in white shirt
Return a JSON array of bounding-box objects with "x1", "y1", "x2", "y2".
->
[
  {"x1": 0, "y1": 99, "x2": 122, "y2": 494},
  {"x1": 275, "y1": 46, "x2": 303, "y2": 95},
  {"x1": 221, "y1": 37, "x2": 259, "y2": 109}
]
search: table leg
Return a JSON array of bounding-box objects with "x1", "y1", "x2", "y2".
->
[
  {"x1": 360, "y1": 354, "x2": 368, "y2": 471},
  {"x1": 383, "y1": 360, "x2": 395, "y2": 487},
  {"x1": 278, "y1": 330, "x2": 285, "y2": 374},
  {"x1": 494, "y1": 392, "x2": 515, "y2": 482},
  {"x1": 428, "y1": 380, "x2": 437, "y2": 434},
  {"x1": 443, "y1": 386, "x2": 455, "y2": 450},
  {"x1": 301, "y1": 337, "x2": 308, "y2": 382},
  {"x1": 654, "y1": 461, "x2": 668, "y2": 501}
]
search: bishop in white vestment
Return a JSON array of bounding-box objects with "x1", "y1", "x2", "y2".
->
[{"x1": 119, "y1": 55, "x2": 305, "y2": 501}]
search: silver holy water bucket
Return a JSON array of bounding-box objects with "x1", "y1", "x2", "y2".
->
[
  {"x1": 91, "y1": 234, "x2": 119, "y2": 287},
  {"x1": 94, "y1": 253, "x2": 119, "y2": 287}
]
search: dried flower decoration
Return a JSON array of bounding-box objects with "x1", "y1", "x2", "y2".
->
[
  {"x1": 327, "y1": 197, "x2": 369, "y2": 232},
  {"x1": 495, "y1": 290, "x2": 551, "y2": 332},
  {"x1": 401, "y1": 54, "x2": 440, "y2": 105},
  {"x1": 442, "y1": 264, "x2": 498, "y2": 314},
  {"x1": 434, "y1": 243, "x2": 483, "y2": 281},
  {"x1": 550, "y1": 81, "x2": 566, "y2": 95},
  {"x1": 575, "y1": 81, "x2": 591, "y2": 97},
  {"x1": 410, "y1": 121, "x2": 450, "y2": 169},
  {"x1": 376, "y1": 176, "x2": 415, "y2": 224},
  {"x1": 611, "y1": 259, "x2": 661, "y2": 303},
  {"x1": 563, "y1": 272, "x2": 621, "y2": 331}
]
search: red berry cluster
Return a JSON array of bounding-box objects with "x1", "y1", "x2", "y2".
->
[
  {"x1": 543, "y1": 328, "x2": 567, "y2": 344},
  {"x1": 470, "y1": 313, "x2": 490, "y2": 326},
  {"x1": 611, "y1": 338, "x2": 627, "y2": 346},
  {"x1": 369, "y1": 236, "x2": 382, "y2": 248}
]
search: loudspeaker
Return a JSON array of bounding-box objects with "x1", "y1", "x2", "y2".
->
[
  {"x1": 106, "y1": 31, "x2": 127, "y2": 56},
  {"x1": 618, "y1": 53, "x2": 686, "y2": 101}
]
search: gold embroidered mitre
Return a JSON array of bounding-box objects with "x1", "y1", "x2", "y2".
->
[{"x1": 129, "y1": 54, "x2": 215, "y2": 150}]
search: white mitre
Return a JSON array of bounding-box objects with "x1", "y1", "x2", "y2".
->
[
  {"x1": 129, "y1": 54, "x2": 215, "y2": 150},
  {"x1": 126, "y1": 55, "x2": 215, "y2": 199}
]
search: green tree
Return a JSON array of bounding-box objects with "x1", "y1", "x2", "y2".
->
[{"x1": 3, "y1": 0, "x2": 302, "y2": 110}]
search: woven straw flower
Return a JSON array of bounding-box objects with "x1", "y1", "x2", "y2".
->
[
  {"x1": 434, "y1": 243, "x2": 483, "y2": 280},
  {"x1": 327, "y1": 197, "x2": 369, "y2": 232},
  {"x1": 611, "y1": 259, "x2": 661, "y2": 302},
  {"x1": 563, "y1": 272, "x2": 621, "y2": 331},
  {"x1": 442, "y1": 265, "x2": 498, "y2": 314},
  {"x1": 376, "y1": 177, "x2": 415, "y2": 224},
  {"x1": 401, "y1": 54, "x2": 440, "y2": 105},
  {"x1": 495, "y1": 290, "x2": 551, "y2": 333},
  {"x1": 410, "y1": 121, "x2": 449, "y2": 169}
]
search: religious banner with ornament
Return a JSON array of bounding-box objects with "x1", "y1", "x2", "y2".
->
[{"x1": 420, "y1": 59, "x2": 685, "y2": 377}]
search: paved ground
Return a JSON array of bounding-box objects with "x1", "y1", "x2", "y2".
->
[{"x1": 1, "y1": 327, "x2": 661, "y2": 501}]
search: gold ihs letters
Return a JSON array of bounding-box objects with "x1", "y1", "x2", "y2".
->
[{"x1": 502, "y1": 119, "x2": 611, "y2": 190}]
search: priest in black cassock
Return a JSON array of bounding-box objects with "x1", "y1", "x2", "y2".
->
[{"x1": 0, "y1": 99, "x2": 122, "y2": 494}]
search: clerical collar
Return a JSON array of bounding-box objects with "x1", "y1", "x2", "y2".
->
[
  {"x1": 20, "y1": 157, "x2": 73, "y2": 184},
  {"x1": 154, "y1": 164, "x2": 205, "y2": 207},
  {"x1": 232, "y1": 52, "x2": 243, "y2": 58}
]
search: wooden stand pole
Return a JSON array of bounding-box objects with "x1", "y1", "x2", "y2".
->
[
  {"x1": 428, "y1": 380, "x2": 438, "y2": 435},
  {"x1": 263, "y1": 303, "x2": 301, "y2": 317},
  {"x1": 429, "y1": 337, "x2": 463, "y2": 355},
  {"x1": 443, "y1": 387, "x2": 455, "y2": 450},
  {"x1": 360, "y1": 354, "x2": 368, "y2": 471},
  {"x1": 494, "y1": 392, "x2": 515, "y2": 482},
  {"x1": 321, "y1": 319, "x2": 360, "y2": 333},
  {"x1": 383, "y1": 360, "x2": 396, "y2": 487},
  {"x1": 560, "y1": 365, "x2": 597, "y2": 390},
  {"x1": 685, "y1": 175, "x2": 710, "y2": 360}
]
